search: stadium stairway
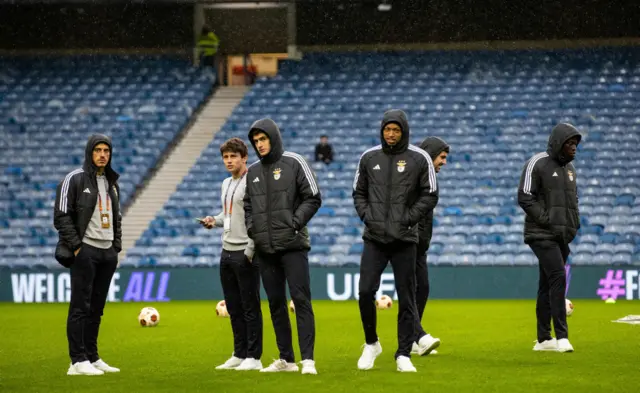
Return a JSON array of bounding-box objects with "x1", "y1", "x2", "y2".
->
[{"x1": 119, "y1": 86, "x2": 249, "y2": 260}]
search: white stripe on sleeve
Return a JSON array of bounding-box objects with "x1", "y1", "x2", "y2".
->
[
  {"x1": 523, "y1": 152, "x2": 548, "y2": 195},
  {"x1": 408, "y1": 145, "x2": 438, "y2": 193},
  {"x1": 283, "y1": 152, "x2": 319, "y2": 196},
  {"x1": 59, "y1": 169, "x2": 84, "y2": 213}
]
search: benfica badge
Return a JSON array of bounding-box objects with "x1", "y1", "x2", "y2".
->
[
  {"x1": 567, "y1": 170, "x2": 574, "y2": 181},
  {"x1": 273, "y1": 168, "x2": 282, "y2": 180},
  {"x1": 397, "y1": 160, "x2": 406, "y2": 173}
]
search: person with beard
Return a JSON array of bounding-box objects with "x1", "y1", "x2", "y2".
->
[
  {"x1": 353, "y1": 109, "x2": 439, "y2": 372},
  {"x1": 518, "y1": 123, "x2": 581, "y2": 353},
  {"x1": 410, "y1": 136, "x2": 450, "y2": 357},
  {"x1": 54, "y1": 134, "x2": 122, "y2": 376}
]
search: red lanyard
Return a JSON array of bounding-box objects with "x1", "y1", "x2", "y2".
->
[
  {"x1": 97, "y1": 179, "x2": 110, "y2": 213},
  {"x1": 224, "y1": 171, "x2": 247, "y2": 215}
]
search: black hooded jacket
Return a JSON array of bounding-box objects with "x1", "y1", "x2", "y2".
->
[
  {"x1": 518, "y1": 123, "x2": 581, "y2": 245},
  {"x1": 417, "y1": 137, "x2": 449, "y2": 255},
  {"x1": 53, "y1": 134, "x2": 122, "y2": 267},
  {"x1": 243, "y1": 118, "x2": 322, "y2": 254},
  {"x1": 353, "y1": 110, "x2": 439, "y2": 245}
]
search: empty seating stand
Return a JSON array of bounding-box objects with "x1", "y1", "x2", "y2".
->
[
  {"x1": 129, "y1": 48, "x2": 640, "y2": 268},
  {"x1": 0, "y1": 55, "x2": 214, "y2": 268},
  {"x1": 4, "y1": 49, "x2": 640, "y2": 269}
]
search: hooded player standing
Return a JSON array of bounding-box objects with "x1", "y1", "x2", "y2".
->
[
  {"x1": 243, "y1": 118, "x2": 322, "y2": 374},
  {"x1": 54, "y1": 134, "x2": 122, "y2": 376},
  {"x1": 353, "y1": 109, "x2": 438, "y2": 372},
  {"x1": 518, "y1": 123, "x2": 581, "y2": 353},
  {"x1": 411, "y1": 136, "x2": 450, "y2": 357}
]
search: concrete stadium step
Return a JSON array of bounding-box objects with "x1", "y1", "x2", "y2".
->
[{"x1": 119, "y1": 86, "x2": 249, "y2": 261}]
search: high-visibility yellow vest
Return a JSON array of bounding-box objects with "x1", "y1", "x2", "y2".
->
[{"x1": 197, "y1": 32, "x2": 220, "y2": 56}]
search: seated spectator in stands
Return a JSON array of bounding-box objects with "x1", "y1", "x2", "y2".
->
[{"x1": 314, "y1": 135, "x2": 334, "y2": 164}]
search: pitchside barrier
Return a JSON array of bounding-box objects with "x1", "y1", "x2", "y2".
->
[{"x1": 1, "y1": 266, "x2": 639, "y2": 303}]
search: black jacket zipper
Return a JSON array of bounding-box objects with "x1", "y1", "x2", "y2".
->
[
  {"x1": 561, "y1": 164, "x2": 569, "y2": 244},
  {"x1": 264, "y1": 164, "x2": 274, "y2": 250},
  {"x1": 384, "y1": 154, "x2": 393, "y2": 240}
]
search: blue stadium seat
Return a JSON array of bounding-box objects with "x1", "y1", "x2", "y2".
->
[
  {"x1": 8, "y1": 49, "x2": 640, "y2": 267},
  {"x1": 600, "y1": 233, "x2": 618, "y2": 244},
  {"x1": 0, "y1": 55, "x2": 214, "y2": 267},
  {"x1": 349, "y1": 243, "x2": 364, "y2": 255}
]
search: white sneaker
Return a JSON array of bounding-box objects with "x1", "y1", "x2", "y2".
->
[
  {"x1": 416, "y1": 334, "x2": 441, "y2": 356},
  {"x1": 92, "y1": 359, "x2": 120, "y2": 373},
  {"x1": 412, "y1": 341, "x2": 439, "y2": 355},
  {"x1": 235, "y1": 358, "x2": 263, "y2": 371},
  {"x1": 396, "y1": 356, "x2": 417, "y2": 372},
  {"x1": 532, "y1": 339, "x2": 558, "y2": 352},
  {"x1": 67, "y1": 360, "x2": 104, "y2": 376},
  {"x1": 216, "y1": 355, "x2": 244, "y2": 370},
  {"x1": 357, "y1": 341, "x2": 382, "y2": 370},
  {"x1": 301, "y1": 359, "x2": 317, "y2": 375},
  {"x1": 260, "y1": 359, "x2": 299, "y2": 373},
  {"x1": 557, "y1": 339, "x2": 574, "y2": 353}
]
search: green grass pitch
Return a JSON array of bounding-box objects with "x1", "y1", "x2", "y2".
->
[{"x1": 1, "y1": 300, "x2": 638, "y2": 392}]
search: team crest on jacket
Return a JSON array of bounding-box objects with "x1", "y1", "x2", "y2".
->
[
  {"x1": 567, "y1": 170, "x2": 574, "y2": 181},
  {"x1": 273, "y1": 168, "x2": 282, "y2": 180},
  {"x1": 397, "y1": 160, "x2": 406, "y2": 173}
]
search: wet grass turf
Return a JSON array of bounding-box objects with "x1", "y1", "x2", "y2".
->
[{"x1": 1, "y1": 299, "x2": 638, "y2": 392}]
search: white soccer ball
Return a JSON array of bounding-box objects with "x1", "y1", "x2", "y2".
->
[
  {"x1": 289, "y1": 299, "x2": 295, "y2": 313},
  {"x1": 375, "y1": 295, "x2": 393, "y2": 310},
  {"x1": 138, "y1": 306, "x2": 160, "y2": 327},
  {"x1": 216, "y1": 300, "x2": 229, "y2": 317},
  {"x1": 566, "y1": 298, "x2": 574, "y2": 317}
]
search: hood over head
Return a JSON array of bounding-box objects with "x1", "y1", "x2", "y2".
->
[
  {"x1": 380, "y1": 109, "x2": 410, "y2": 155},
  {"x1": 547, "y1": 123, "x2": 581, "y2": 165},
  {"x1": 248, "y1": 118, "x2": 284, "y2": 165},
  {"x1": 420, "y1": 136, "x2": 450, "y2": 160},
  {"x1": 83, "y1": 133, "x2": 119, "y2": 184}
]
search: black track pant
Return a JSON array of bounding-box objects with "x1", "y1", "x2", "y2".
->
[
  {"x1": 259, "y1": 249, "x2": 315, "y2": 362},
  {"x1": 529, "y1": 240, "x2": 570, "y2": 342},
  {"x1": 358, "y1": 240, "x2": 418, "y2": 359},
  {"x1": 68, "y1": 244, "x2": 118, "y2": 364},
  {"x1": 414, "y1": 252, "x2": 430, "y2": 341},
  {"x1": 220, "y1": 249, "x2": 263, "y2": 359}
]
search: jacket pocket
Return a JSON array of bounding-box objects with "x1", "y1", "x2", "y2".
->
[
  {"x1": 55, "y1": 240, "x2": 75, "y2": 268},
  {"x1": 363, "y1": 208, "x2": 372, "y2": 225}
]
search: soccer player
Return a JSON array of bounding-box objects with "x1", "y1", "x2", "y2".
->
[
  {"x1": 353, "y1": 109, "x2": 438, "y2": 372},
  {"x1": 411, "y1": 136, "x2": 450, "y2": 356},
  {"x1": 53, "y1": 134, "x2": 122, "y2": 376},
  {"x1": 243, "y1": 118, "x2": 322, "y2": 375},
  {"x1": 202, "y1": 137, "x2": 263, "y2": 371},
  {"x1": 518, "y1": 123, "x2": 581, "y2": 353}
]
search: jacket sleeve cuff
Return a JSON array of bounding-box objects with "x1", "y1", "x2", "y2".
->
[
  {"x1": 244, "y1": 240, "x2": 255, "y2": 259},
  {"x1": 72, "y1": 240, "x2": 83, "y2": 252},
  {"x1": 214, "y1": 212, "x2": 225, "y2": 227}
]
